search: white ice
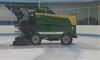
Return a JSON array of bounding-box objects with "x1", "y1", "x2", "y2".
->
[{"x1": 0, "y1": 36, "x2": 100, "y2": 60}]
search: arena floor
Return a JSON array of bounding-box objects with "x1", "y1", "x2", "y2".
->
[{"x1": 0, "y1": 36, "x2": 100, "y2": 60}]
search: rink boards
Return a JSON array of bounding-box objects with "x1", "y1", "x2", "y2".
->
[{"x1": 0, "y1": 25, "x2": 100, "y2": 37}]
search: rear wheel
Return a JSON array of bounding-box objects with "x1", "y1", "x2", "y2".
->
[
  {"x1": 31, "y1": 33, "x2": 42, "y2": 45},
  {"x1": 60, "y1": 34, "x2": 72, "y2": 45}
]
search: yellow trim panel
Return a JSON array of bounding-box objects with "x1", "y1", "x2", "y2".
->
[{"x1": 37, "y1": 13, "x2": 77, "y2": 25}]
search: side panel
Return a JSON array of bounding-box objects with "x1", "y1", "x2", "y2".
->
[{"x1": 36, "y1": 15, "x2": 77, "y2": 38}]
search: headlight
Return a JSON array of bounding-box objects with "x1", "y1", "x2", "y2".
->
[{"x1": 72, "y1": 26, "x2": 74, "y2": 30}]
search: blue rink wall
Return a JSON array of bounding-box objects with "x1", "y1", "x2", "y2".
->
[{"x1": 0, "y1": 25, "x2": 100, "y2": 37}]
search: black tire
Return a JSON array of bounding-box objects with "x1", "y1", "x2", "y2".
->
[
  {"x1": 60, "y1": 34, "x2": 73, "y2": 45},
  {"x1": 30, "y1": 33, "x2": 42, "y2": 45}
]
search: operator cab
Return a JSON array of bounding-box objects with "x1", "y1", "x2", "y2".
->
[{"x1": 19, "y1": 10, "x2": 36, "y2": 34}]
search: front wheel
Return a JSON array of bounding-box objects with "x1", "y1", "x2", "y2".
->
[
  {"x1": 60, "y1": 34, "x2": 73, "y2": 45},
  {"x1": 31, "y1": 33, "x2": 42, "y2": 45}
]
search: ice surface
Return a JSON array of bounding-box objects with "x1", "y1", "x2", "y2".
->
[{"x1": 0, "y1": 36, "x2": 100, "y2": 60}]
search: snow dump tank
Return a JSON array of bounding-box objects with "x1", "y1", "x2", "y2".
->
[{"x1": 35, "y1": 13, "x2": 77, "y2": 39}]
